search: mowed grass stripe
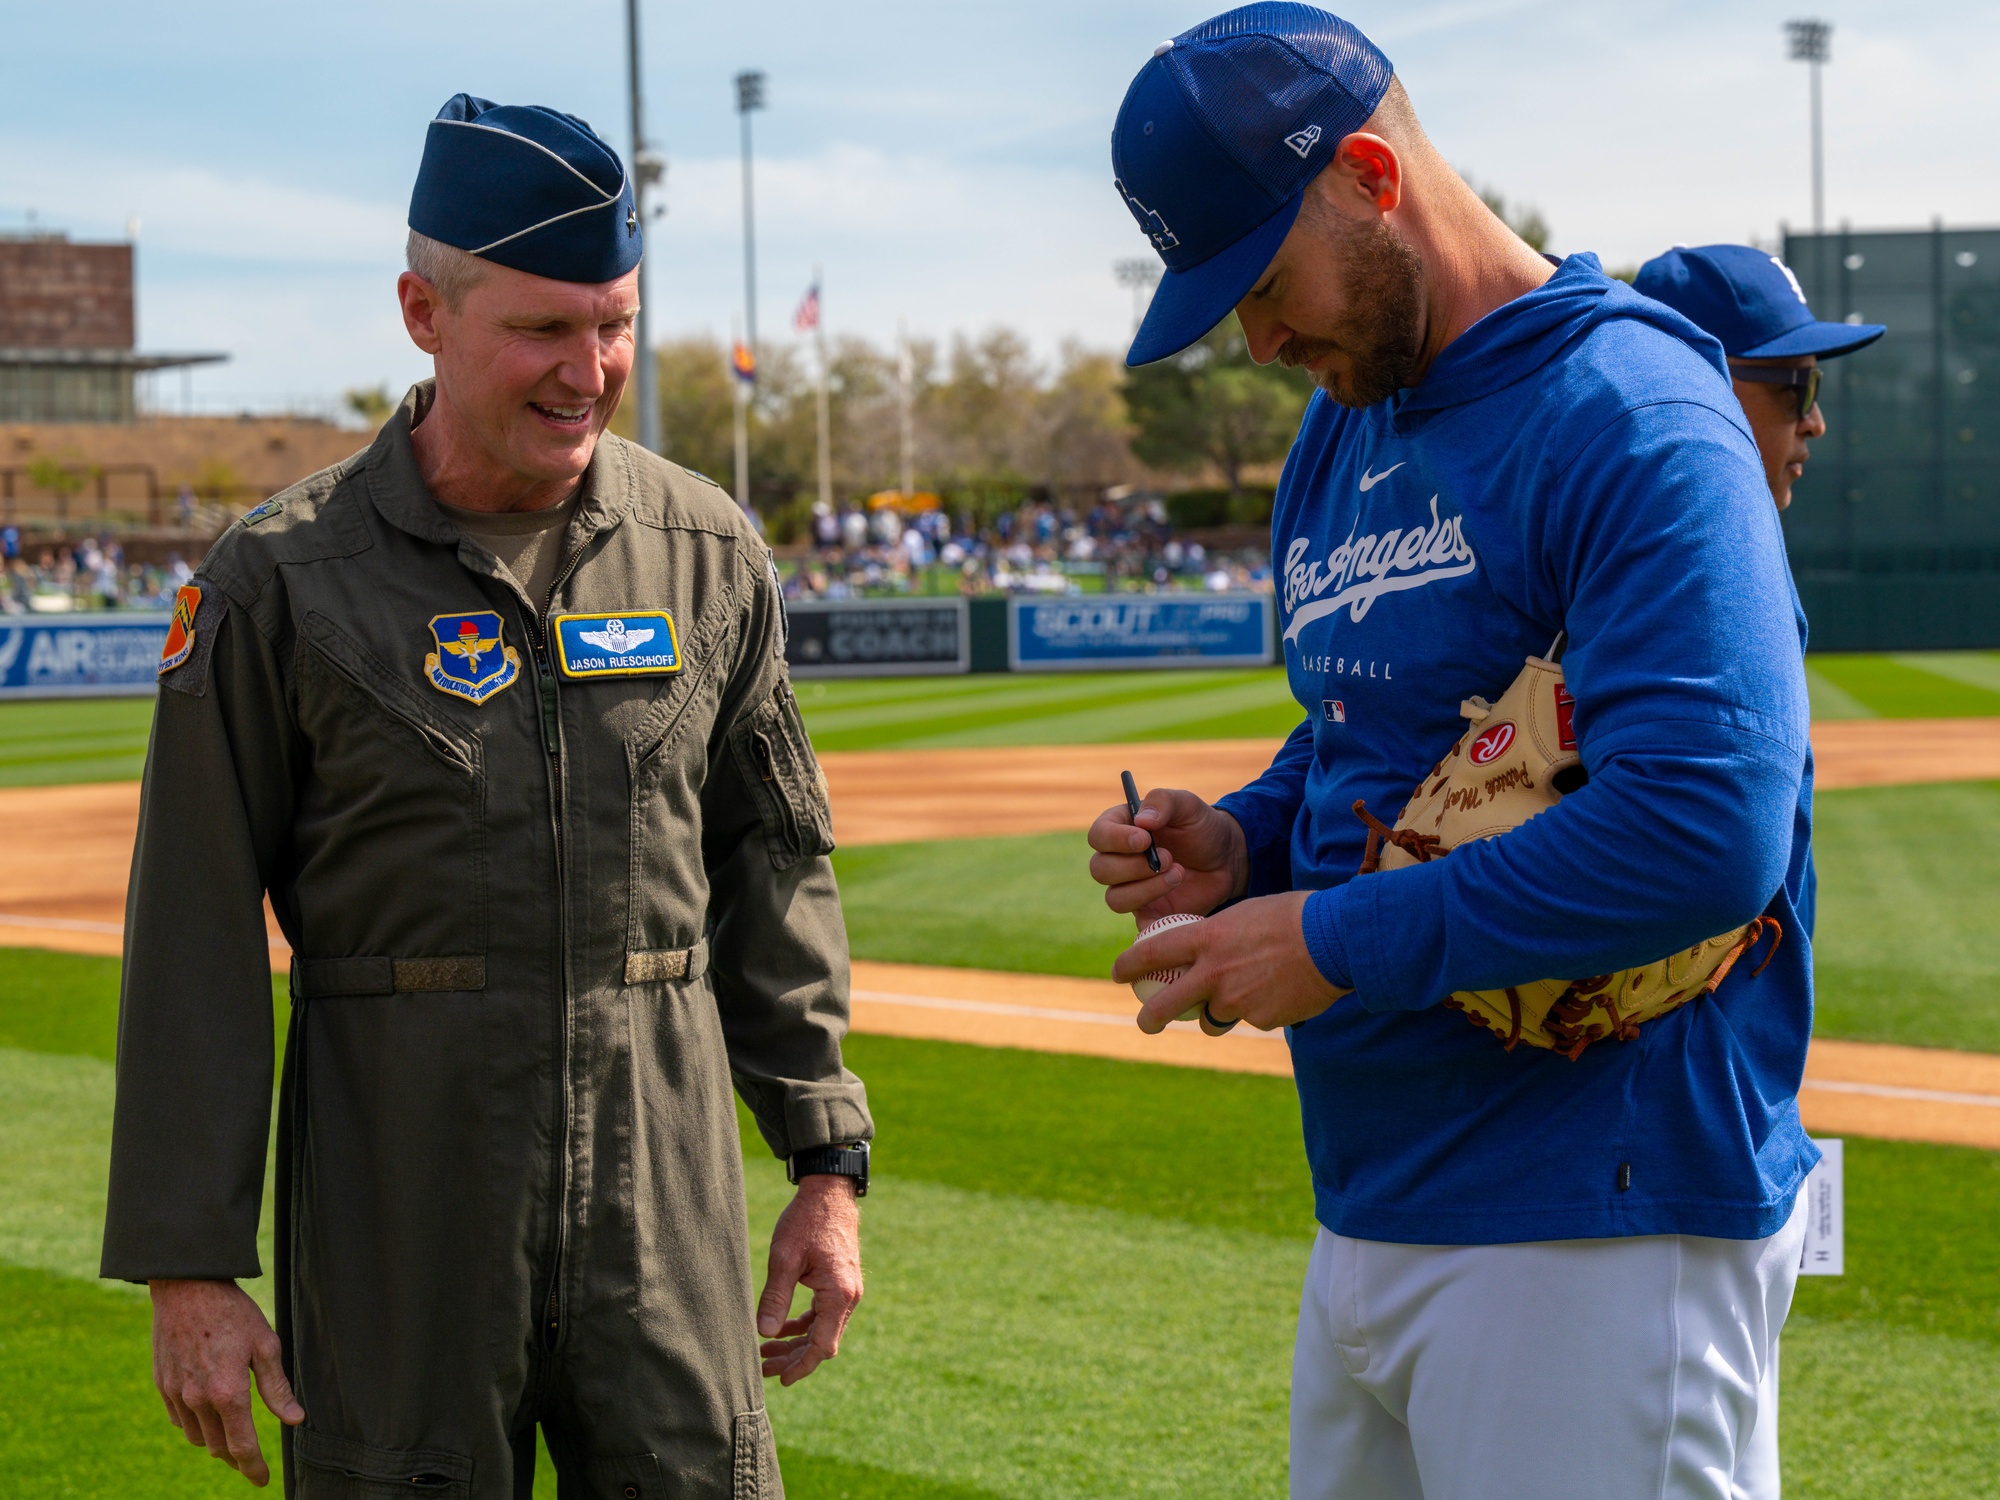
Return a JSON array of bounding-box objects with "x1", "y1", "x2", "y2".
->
[
  {"x1": 1894, "y1": 650, "x2": 2000, "y2": 696},
  {"x1": 1808, "y1": 652, "x2": 2000, "y2": 720},
  {"x1": 1804, "y1": 663, "x2": 1878, "y2": 721},
  {"x1": 890, "y1": 676, "x2": 1303, "y2": 750}
]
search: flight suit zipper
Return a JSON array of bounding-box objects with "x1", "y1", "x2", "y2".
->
[{"x1": 526, "y1": 542, "x2": 589, "y2": 1354}]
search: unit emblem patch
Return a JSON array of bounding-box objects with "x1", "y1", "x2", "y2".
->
[
  {"x1": 425, "y1": 611, "x2": 521, "y2": 704},
  {"x1": 552, "y1": 611, "x2": 682, "y2": 679},
  {"x1": 158, "y1": 585, "x2": 202, "y2": 674}
]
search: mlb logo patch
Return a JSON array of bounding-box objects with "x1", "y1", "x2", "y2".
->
[
  {"x1": 425, "y1": 611, "x2": 521, "y2": 704},
  {"x1": 553, "y1": 611, "x2": 683, "y2": 679},
  {"x1": 1322, "y1": 699, "x2": 1346, "y2": 723}
]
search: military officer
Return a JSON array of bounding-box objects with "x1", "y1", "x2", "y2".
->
[{"x1": 101, "y1": 94, "x2": 872, "y2": 1498}]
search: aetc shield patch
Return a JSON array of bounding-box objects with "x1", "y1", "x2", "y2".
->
[
  {"x1": 425, "y1": 611, "x2": 522, "y2": 704},
  {"x1": 158, "y1": 584, "x2": 202, "y2": 674},
  {"x1": 552, "y1": 611, "x2": 682, "y2": 679}
]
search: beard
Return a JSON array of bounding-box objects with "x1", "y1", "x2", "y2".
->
[{"x1": 1277, "y1": 213, "x2": 1426, "y2": 409}]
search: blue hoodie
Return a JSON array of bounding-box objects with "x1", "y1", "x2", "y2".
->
[{"x1": 1215, "y1": 255, "x2": 1818, "y2": 1245}]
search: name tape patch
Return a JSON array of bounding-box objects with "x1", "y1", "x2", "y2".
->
[{"x1": 553, "y1": 611, "x2": 683, "y2": 679}]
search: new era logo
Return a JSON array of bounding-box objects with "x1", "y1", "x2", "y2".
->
[{"x1": 1285, "y1": 125, "x2": 1323, "y2": 159}]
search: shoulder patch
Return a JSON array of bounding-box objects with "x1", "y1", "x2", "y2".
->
[
  {"x1": 158, "y1": 580, "x2": 223, "y2": 697},
  {"x1": 158, "y1": 585, "x2": 202, "y2": 674},
  {"x1": 683, "y1": 468, "x2": 722, "y2": 488},
  {"x1": 241, "y1": 499, "x2": 283, "y2": 526}
]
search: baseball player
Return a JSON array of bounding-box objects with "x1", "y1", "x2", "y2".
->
[
  {"x1": 1088, "y1": 10, "x2": 1816, "y2": 1497},
  {"x1": 102, "y1": 95, "x2": 871, "y2": 1495},
  {"x1": 1635, "y1": 243, "x2": 1885, "y2": 509}
]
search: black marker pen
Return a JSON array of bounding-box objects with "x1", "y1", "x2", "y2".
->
[{"x1": 1121, "y1": 769, "x2": 1162, "y2": 873}]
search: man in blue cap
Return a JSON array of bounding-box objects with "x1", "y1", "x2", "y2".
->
[
  {"x1": 1637, "y1": 243, "x2": 1885, "y2": 509},
  {"x1": 104, "y1": 95, "x2": 871, "y2": 1495},
  {"x1": 1089, "y1": 8, "x2": 1814, "y2": 1496}
]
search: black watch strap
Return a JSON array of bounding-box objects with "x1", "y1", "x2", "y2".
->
[{"x1": 788, "y1": 1141, "x2": 869, "y2": 1197}]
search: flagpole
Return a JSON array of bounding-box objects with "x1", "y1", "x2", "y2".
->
[
  {"x1": 813, "y1": 266, "x2": 833, "y2": 513},
  {"x1": 897, "y1": 318, "x2": 915, "y2": 500},
  {"x1": 731, "y1": 315, "x2": 751, "y2": 513}
]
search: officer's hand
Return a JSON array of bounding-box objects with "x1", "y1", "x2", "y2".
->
[
  {"x1": 149, "y1": 1278, "x2": 305, "y2": 1487},
  {"x1": 1088, "y1": 787, "x2": 1249, "y2": 923},
  {"x1": 1112, "y1": 889, "x2": 1350, "y2": 1035},
  {"x1": 757, "y1": 1174, "x2": 863, "y2": 1387}
]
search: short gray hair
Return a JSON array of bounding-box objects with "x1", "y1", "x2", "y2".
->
[{"x1": 405, "y1": 230, "x2": 489, "y2": 311}]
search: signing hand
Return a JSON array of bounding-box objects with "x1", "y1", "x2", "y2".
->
[
  {"x1": 1087, "y1": 786, "x2": 1249, "y2": 922},
  {"x1": 149, "y1": 1278, "x2": 304, "y2": 1487},
  {"x1": 756, "y1": 1175, "x2": 863, "y2": 1386},
  {"x1": 1111, "y1": 889, "x2": 1349, "y2": 1035}
]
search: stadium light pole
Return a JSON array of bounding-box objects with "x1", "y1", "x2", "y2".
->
[
  {"x1": 735, "y1": 70, "x2": 766, "y2": 359},
  {"x1": 1113, "y1": 258, "x2": 1163, "y2": 335},
  {"x1": 1786, "y1": 19, "x2": 1831, "y2": 238},
  {"x1": 626, "y1": 0, "x2": 667, "y2": 454}
]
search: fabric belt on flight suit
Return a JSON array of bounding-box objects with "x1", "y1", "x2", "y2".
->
[{"x1": 290, "y1": 941, "x2": 709, "y2": 998}]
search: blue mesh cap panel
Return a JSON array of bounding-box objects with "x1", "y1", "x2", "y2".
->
[{"x1": 1168, "y1": 7, "x2": 1391, "y2": 199}]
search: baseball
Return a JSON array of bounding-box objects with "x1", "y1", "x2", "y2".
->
[{"x1": 1131, "y1": 912, "x2": 1204, "y2": 1020}]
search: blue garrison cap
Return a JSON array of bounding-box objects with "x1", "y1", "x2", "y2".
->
[
  {"x1": 408, "y1": 94, "x2": 641, "y2": 285},
  {"x1": 1635, "y1": 244, "x2": 1884, "y2": 360},
  {"x1": 1112, "y1": 4, "x2": 1392, "y2": 366}
]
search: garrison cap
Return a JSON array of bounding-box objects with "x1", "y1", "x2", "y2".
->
[{"x1": 408, "y1": 93, "x2": 642, "y2": 284}]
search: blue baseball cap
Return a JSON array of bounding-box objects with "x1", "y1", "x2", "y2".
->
[
  {"x1": 1111, "y1": 4, "x2": 1393, "y2": 367},
  {"x1": 409, "y1": 94, "x2": 641, "y2": 285},
  {"x1": 1633, "y1": 244, "x2": 1884, "y2": 360}
]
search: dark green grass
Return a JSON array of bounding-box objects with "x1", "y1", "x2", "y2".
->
[
  {"x1": 0, "y1": 695, "x2": 156, "y2": 787},
  {"x1": 834, "y1": 832, "x2": 1131, "y2": 979},
  {"x1": 792, "y1": 669, "x2": 1304, "y2": 752},
  {"x1": 1811, "y1": 782, "x2": 2000, "y2": 1053},
  {"x1": 805, "y1": 1034, "x2": 1314, "y2": 1239},
  {"x1": 0, "y1": 946, "x2": 289, "y2": 1065},
  {"x1": 1806, "y1": 652, "x2": 2000, "y2": 719},
  {"x1": 1, "y1": 946, "x2": 1997, "y2": 1497}
]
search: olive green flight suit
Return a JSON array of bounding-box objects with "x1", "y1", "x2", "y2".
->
[{"x1": 100, "y1": 383, "x2": 871, "y2": 1499}]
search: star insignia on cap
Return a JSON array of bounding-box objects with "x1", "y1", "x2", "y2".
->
[{"x1": 626, "y1": 209, "x2": 638, "y2": 235}]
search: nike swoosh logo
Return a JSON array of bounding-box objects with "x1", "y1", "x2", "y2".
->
[{"x1": 1358, "y1": 462, "x2": 1404, "y2": 492}]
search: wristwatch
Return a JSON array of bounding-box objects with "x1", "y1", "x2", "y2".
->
[{"x1": 787, "y1": 1141, "x2": 869, "y2": 1198}]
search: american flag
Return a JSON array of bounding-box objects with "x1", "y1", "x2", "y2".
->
[{"x1": 793, "y1": 281, "x2": 821, "y2": 335}]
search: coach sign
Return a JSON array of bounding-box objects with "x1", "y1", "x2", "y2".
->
[
  {"x1": 1009, "y1": 593, "x2": 1273, "y2": 671},
  {"x1": 784, "y1": 597, "x2": 970, "y2": 678},
  {"x1": 0, "y1": 611, "x2": 170, "y2": 699}
]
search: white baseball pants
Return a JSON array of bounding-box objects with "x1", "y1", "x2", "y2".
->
[{"x1": 1290, "y1": 1194, "x2": 1806, "y2": 1500}]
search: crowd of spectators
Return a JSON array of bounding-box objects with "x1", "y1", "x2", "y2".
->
[
  {"x1": 1, "y1": 527, "x2": 194, "y2": 615},
  {"x1": 784, "y1": 493, "x2": 1272, "y2": 600}
]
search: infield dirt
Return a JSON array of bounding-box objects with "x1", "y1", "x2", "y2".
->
[{"x1": 6, "y1": 720, "x2": 2000, "y2": 1148}]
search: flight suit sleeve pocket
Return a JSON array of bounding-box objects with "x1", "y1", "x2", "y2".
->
[
  {"x1": 732, "y1": 1409, "x2": 778, "y2": 1500},
  {"x1": 729, "y1": 683, "x2": 835, "y2": 869},
  {"x1": 292, "y1": 1428, "x2": 472, "y2": 1498}
]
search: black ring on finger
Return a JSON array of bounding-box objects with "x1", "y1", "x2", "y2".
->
[{"x1": 1200, "y1": 1003, "x2": 1239, "y2": 1035}]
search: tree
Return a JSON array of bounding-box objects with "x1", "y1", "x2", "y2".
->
[
  {"x1": 344, "y1": 385, "x2": 394, "y2": 427},
  {"x1": 1123, "y1": 316, "x2": 1309, "y2": 496}
]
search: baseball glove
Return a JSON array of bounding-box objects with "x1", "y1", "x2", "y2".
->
[{"x1": 1350, "y1": 637, "x2": 1780, "y2": 1059}]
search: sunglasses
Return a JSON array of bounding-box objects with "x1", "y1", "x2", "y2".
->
[{"x1": 1728, "y1": 362, "x2": 1822, "y2": 420}]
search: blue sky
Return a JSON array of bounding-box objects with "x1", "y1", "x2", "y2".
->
[{"x1": 4, "y1": 0, "x2": 1996, "y2": 411}]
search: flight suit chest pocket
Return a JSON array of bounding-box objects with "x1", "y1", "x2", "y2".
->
[
  {"x1": 730, "y1": 682, "x2": 834, "y2": 868},
  {"x1": 291, "y1": 611, "x2": 488, "y2": 956}
]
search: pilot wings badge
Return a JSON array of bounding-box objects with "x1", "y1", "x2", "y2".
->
[
  {"x1": 553, "y1": 610, "x2": 682, "y2": 679},
  {"x1": 425, "y1": 610, "x2": 521, "y2": 704}
]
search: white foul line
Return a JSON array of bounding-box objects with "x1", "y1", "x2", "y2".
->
[{"x1": 1800, "y1": 1077, "x2": 2000, "y2": 1110}]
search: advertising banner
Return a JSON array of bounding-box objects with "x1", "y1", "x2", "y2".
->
[
  {"x1": 784, "y1": 598, "x2": 970, "y2": 678},
  {"x1": 1008, "y1": 593, "x2": 1272, "y2": 671},
  {"x1": 0, "y1": 611, "x2": 170, "y2": 699}
]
